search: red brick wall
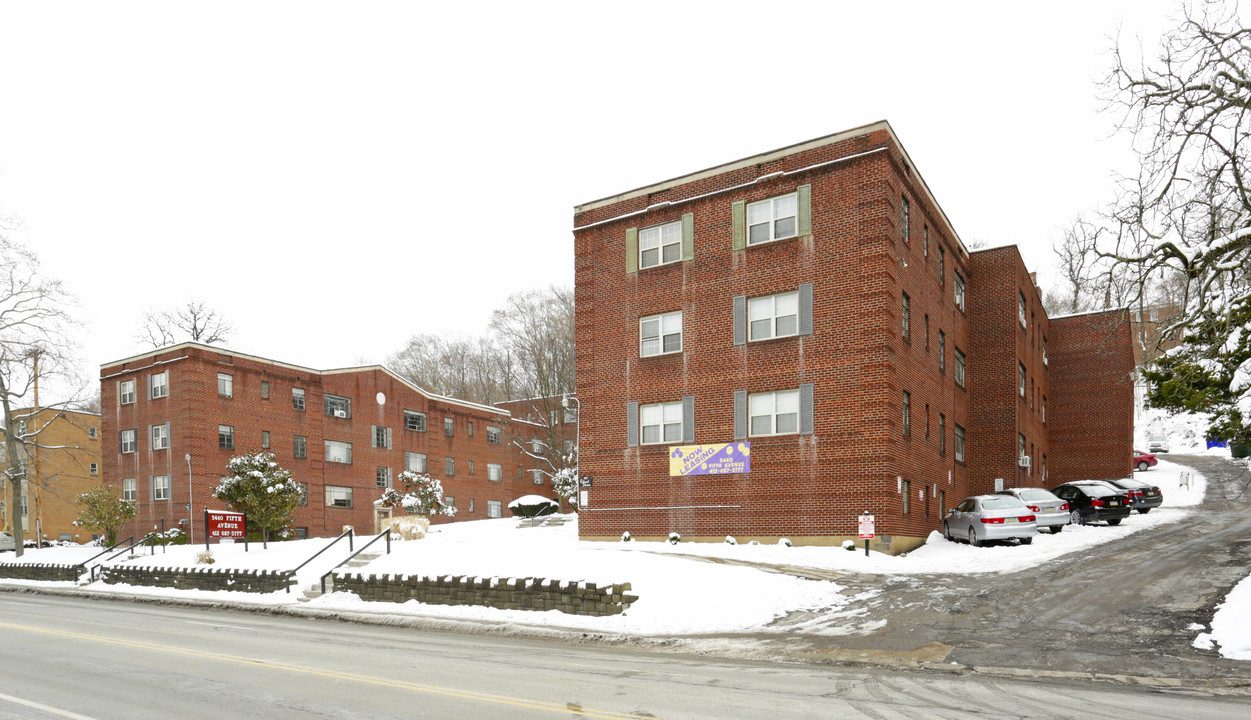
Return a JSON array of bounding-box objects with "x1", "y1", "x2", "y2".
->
[
  {"x1": 101, "y1": 344, "x2": 520, "y2": 540},
  {"x1": 573, "y1": 125, "x2": 972, "y2": 547},
  {"x1": 1048, "y1": 310, "x2": 1135, "y2": 484}
]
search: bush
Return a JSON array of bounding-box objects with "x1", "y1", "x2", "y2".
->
[
  {"x1": 388, "y1": 516, "x2": 430, "y2": 540},
  {"x1": 621, "y1": 531, "x2": 633, "y2": 542},
  {"x1": 508, "y1": 495, "x2": 559, "y2": 518},
  {"x1": 842, "y1": 540, "x2": 857, "y2": 551},
  {"x1": 724, "y1": 536, "x2": 737, "y2": 545},
  {"x1": 668, "y1": 532, "x2": 681, "y2": 545},
  {"x1": 196, "y1": 550, "x2": 215, "y2": 565},
  {"x1": 779, "y1": 538, "x2": 792, "y2": 547}
]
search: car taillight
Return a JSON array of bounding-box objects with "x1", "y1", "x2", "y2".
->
[
  {"x1": 1027, "y1": 505, "x2": 1041, "y2": 512},
  {"x1": 980, "y1": 517, "x2": 1005, "y2": 524},
  {"x1": 1090, "y1": 498, "x2": 1106, "y2": 507},
  {"x1": 1061, "y1": 503, "x2": 1070, "y2": 511},
  {"x1": 1021, "y1": 515, "x2": 1036, "y2": 523}
]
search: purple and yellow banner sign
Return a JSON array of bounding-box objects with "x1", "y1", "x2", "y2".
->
[{"x1": 669, "y1": 442, "x2": 751, "y2": 477}]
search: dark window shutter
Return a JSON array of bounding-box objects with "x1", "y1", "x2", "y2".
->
[
  {"x1": 118, "y1": 431, "x2": 123, "y2": 454},
  {"x1": 734, "y1": 391, "x2": 747, "y2": 440},
  {"x1": 626, "y1": 402, "x2": 639, "y2": 447},
  {"x1": 799, "y1": 282, "x2": 814, "y2": 335},
  {"x1": 797, "y1": 183, "x2": 812, "y2": 236},
  {"x1": 800, "y1": 383, "x2": 815, "y2": 435},
  {"x1": 732, "y1": 201, "x2": 746, "y2": 250},
  {"x1": 733, "y1": 295, "x2": 747, "y2": 346},
  {"x1": 626, "y1": 227, "x2": 639, "y2": 274},
  {"x1": 682, "y1": 395, "x2": 695, "y2": 444},
  {"x1": 681, "y1": 212, "x2": 694, "y2": 262}
]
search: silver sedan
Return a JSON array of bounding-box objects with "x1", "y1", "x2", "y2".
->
[
  {"x1": 997, "y1": 487, "x2": 1070, "y2": 533},
  {"x1": 943, "y1": 495, "x2": 1039, "y2": 546}
]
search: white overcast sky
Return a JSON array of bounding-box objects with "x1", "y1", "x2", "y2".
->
[{"x1": 0, "y1": 0, "x2": 1212, "y2": 402}]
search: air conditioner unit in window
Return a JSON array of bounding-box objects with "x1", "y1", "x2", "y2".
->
[
  {"x1": 333, "y1": 409, "x2": 346, "y2": 418},
  {"x1": 1018, "y1": 455, "x2": 1031, "y2": 468}
]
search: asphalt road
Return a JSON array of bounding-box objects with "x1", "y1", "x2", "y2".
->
[
  {"x1": 762, "y1": 454, "x2": 1251, "y2": 682},
  {"x1": 3, "y1": 593, "x2": 1248, "y2": 719}
]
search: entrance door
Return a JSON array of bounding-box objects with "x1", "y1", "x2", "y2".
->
[{"x1": 373, "y1": 507, "x2": 392, "y2": 534}]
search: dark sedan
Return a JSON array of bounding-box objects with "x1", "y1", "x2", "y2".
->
[
  {"x1": 1052, "y1": 481, "x2": 1132, "y2": 526},
  {"x1": 1101, "y1": 478, "x2": 1163, "y2": 514}
]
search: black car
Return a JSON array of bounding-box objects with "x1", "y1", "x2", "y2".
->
[
  {"x1": 1052, "y1": 481, "x2": 1133, "y2": 526},
  {"x1": 1100, "y1": 478, "x2": 1163, "y2": 514}
]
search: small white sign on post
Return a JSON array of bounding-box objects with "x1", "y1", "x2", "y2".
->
[
  {"x1": 858, "y1": 514, "x2": 875, "y2": 539},
  {"x1": 579, "y1": 490, "x2": 589, "y2": 508}
]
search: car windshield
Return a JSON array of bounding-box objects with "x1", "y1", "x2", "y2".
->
[
  {"x1": 1016, "y1": 489, "x2": 1055, "y2": 501},
  {"x1": 1079, "y1": 484, "x2": 1118, "y2": 497},
  {"x1": 980, "y1": 497, "x2": 1024, "y2": 510}
]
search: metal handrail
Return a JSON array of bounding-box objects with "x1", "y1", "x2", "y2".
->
[
  {"x1": 87, "y1": 533, "x2": 160, "y2": 582},
  {"x1": 81, "y1": 536, "x2": 134, "y2": 568},
  {"x1": 281, "y1": 528, "x2": 354, "y2": 593},
  {"x1": 319, "y1": 529, "x2": 391, "y2": 595}
]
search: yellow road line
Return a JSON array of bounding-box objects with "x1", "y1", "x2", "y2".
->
[{"x1": 0, "y1": 621, "x2": 654, "y2": 720}]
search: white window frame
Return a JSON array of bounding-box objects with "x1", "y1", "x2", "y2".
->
[
  {"x1": 326, "y1": 486, "x2": 353, "y2": 508},
  {"x1": 639, "y1": 401, "x2": 683, "y2": 445},
  {"x1": 955, "y1": 424, "x2": 966, "y2": 463},
  {"x1": 123, "y1": 478, "x2": 136, "y2": 502},
  {"x1": 404, "y1": 410, "x2": 426, "y2": 431},
  {"x1": 90, "y1": 462, "x2": 98, "y2": 475},
  {"x1": 1019, "y1": 363, "x2": 1027, "y2": 398},
  {"x1": 89, "y1": 426, "x2": 98, "y2": 439},
  {"x1": 640, "y1": 311, "x2": 683, "y2": 357},
  {"x1": 955, "y1": 348, "x2": 966, "y2": 388},
  {"x1": 294, "y1": 435, "x2": 307, "y2": 458},
  {"x1": 293, "y1": 387, "x2": 306, "y2": 411},
  {"x1": 150, "y1": 371, "x2": 168, "y2": 399},
  {"x1": 486, "y1": 425, "x2": 501, "y2": 444},
  {"x1": 217, "y1": 373, "x2": 233, "y2": 398},
  {"x1": 324, "y1": 440, "x2": 353, "y2": 464},
  {"x1": 488, "y1": 463, "x2": 503, "y2": 482},
  {"x1": 376, "y1": 467, "x2": 392, "y2": 488},
  {"x1": 151, "y1": 424, "x2": 170, "y2": 451},
  {"x1": 749, "y1": 389, "x2": 800, "y2": 437},
  {"x1": 638, "y1": 220, "x2": 683, "y2": 269},
  {"x1": 121, "y1": 429, "x2": 137, "y2": 454},
  {"x1": 119, "y1": 380, "x2": 136, "y2": 405},
  {"x1": 902, "y1": 293, "x2": 911, "y2": 339},
  {"x1": 1019, "y1": 292, "x2": 1028, "y2": 328},
  {"x1": 405, "y1": 451, "x2": 427, "y2": 473},
  {"x1": 445, "y1": 456, "x2": 455, "y2": 476},
  {"x1": 153, "y1": 475, "x2": 170, "y2": 501},
  {"x1": 748, "y1": 290, "x2": 800, "y2": 341},
  {"x1": 325, "y1": 394, "x2": 351, "y2": 418},
  {"x1": 487, "y1": 500, "x2": 503, "y2": 518},
  {"x1": 218, "y1": 425, "x2": 234, "y2": 450},
  {"x1": 747, "y1": 193, "x2": 798, "y2": 245},
  {"x1": 954, "y1": 272, "x2": 966, "y2": 311},
  {"x1": 372, "y1": 426, "x2": 392, "y2": 449}
]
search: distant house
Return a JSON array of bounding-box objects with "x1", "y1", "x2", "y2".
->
[{"x1": 1, "y1": 408, "x2": 102, "y2": 543}]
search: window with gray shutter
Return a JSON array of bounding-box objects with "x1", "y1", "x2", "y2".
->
[
  {"x1": 733, "y1": 295, "x2": 747, "y2": 346},
  {"x1": 798, "y1": 283, "x2": 813, "y2": 335},
  {"x1": 682, "y1": 395, "x2": 695, "y2": 443},
  {"x1": 797, "y1": 184, "x2": 812, "y2": 236},
  {"x1": 734, "y1": 390, "x2": 747, "y2": 440},
  {"x1": 799, "y1": 383, "x2": 814, "y2": 435},
  {"x1": 626, "y1": 402, "x2": 639, "y2": 447}
]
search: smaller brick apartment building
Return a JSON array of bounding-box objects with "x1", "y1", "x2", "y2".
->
[
  {"x1": 101, "y1": 343, "x2": 529, "y2": 540},
  {"x1": 572, "y1": 121, "x2": 1133, "y2": 552},
  {"x1": 1, "y1": 408, "x2": 102, "y2": 543},
  {"x1": 494, "y1": 394, "x2": 579, "y2": 507}
]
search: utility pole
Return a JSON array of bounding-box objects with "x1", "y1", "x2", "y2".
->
[{"x1": 31, "y1": 349, "x2": 42, "y2": 546}]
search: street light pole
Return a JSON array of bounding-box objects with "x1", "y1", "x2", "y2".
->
[{"x1": 185, "y1": 453, "x2": 194, "y2": 544}]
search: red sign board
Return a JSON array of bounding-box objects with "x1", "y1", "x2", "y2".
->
[
  {"x1": 858, "y1": 514, "x2": 876, "y2": 539},
  {"x1": 205, "y1": 509, "x2": 246, "y2": 539}
]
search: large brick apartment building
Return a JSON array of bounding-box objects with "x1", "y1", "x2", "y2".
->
[
  {"x1": 101, "y1": 343, "x2": 527, "y2": 540},
  {"x1": 572, "y1": 121, "x2": 1133, "y2": 552},
  {"x1": 1, "y1": 408, "x2": 101, "y2": 543}
]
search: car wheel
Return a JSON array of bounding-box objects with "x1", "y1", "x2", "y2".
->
[
  {"x1": 943, "y1": 522, "x2": 952, "y2": 541},
  {"x1": 1019, "y1": 537, "x2": 1033, "y2": 545},
  {"x1": 1070, "y1": 510, "x2": 1084, "y2": 526},
  {"x1": 1137, "y1": 508, "x2": 1151, "y2": 514},
  {"x1": 969, "y1": 527, "x2": 982, "y2": 548},
  {"x1": 1107, "y1": 519, "x2": 1122, "y2": 526},
  {"x1": 1049, "y1": 525, "x2": 1063, "y2": 534},
  {"x1": 1137, "y1": 461, "x2": 1150, "y2": 472}
]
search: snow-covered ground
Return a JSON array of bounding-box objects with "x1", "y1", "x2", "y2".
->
[{"x1": 1136, "y1": 406, "x2": 1218, "y2": 453}]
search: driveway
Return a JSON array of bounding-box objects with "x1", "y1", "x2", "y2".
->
[{"x1": 754, "y1": 454, "x2": 1251, "y2": 682}]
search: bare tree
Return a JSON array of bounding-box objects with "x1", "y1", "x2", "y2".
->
[
  {"x1": 0, "y1": 237, "x2": 78, "y2": 557},
  {"x1": 135, "y1": 300, "x2": 233, "y2": 349},
  {"x1": 387, "y1": 333, "x2": 518, "y2": 404}
]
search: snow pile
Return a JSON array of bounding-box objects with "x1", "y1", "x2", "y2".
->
[
  {"x1": 1195, "y1": 577, "x2": 1251, "y2": 660},
  {"x1": 1135, "y1": 407, "x2": 1214, "y2": 453}
]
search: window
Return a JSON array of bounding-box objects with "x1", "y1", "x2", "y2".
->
[
  {"x1": 955, "y1": 424, "x2": 966, "y2": 463},
  {"x1": 640, "y1": 311, "x2": 682, "y2": 356},
  {"x1": 293, "y1": 387, "x2": 306, "y2": 411},
  {"x1": 748, "y1": 290, "x2": 799, "y2": 341},
  {"x1": 902, "y1": 479, "x2": 911, "y2": 513},
  {"x1": 487, "y1": 500, "x2": 503, "y2": 518},
  {"x1": 925, "y1": 403, "x2": 930, "y2": 438},
  {"x1": 150, "y1": 372, "x2": 168, "y2": 399},
  {"x1": 488, "y1": 463, "x2": 503, "y2": 482},
  {"x1": 444, "y1": 417, "x2": 454, "y2": 436},
  {"x1": 747, "y1": 193, "x2": 798, "y2": 245},
  {"x1": 89, "y1": 462, "x2": 99, "y2": 475},
  {"x1": 1042, "y1": 336, "x2": 1048, "y2": 365},
  {"x1": 902, "y1": 293, "x2": 911, "y2": 340},
  {"x1": 119, "y1": 380, "x2": 136, "y2": 405},
  {"x1": 445, "y1": 457, "x2": 455, "y2": 476},
  {"x1": 938, "y1": 414, "x2": 946, "y2": 455},
  {"x1": 564, "y1": 407, "x2": 578, "y2": 424},
  {"x1": 639, "y1": 220, "x2": 682, "y2": 269},
  {"x1": 486, "y1": 425, "x2": 502, "y2": 444},
  {"x1": 938, "y1": 246, "x2": 946, "y2": 285},
  {"x1": 954, "y1": 272, "x2": 966, "y2": 311},
  {"x1": 89, "y1": 427, "x2": 98, "y2": 439},
  {"x1": 533, "y1": 469, "x2": 544, "y2": 484},
  {"x1": 151, "y1": 424, "x2": 170, "y2": 451},
  {"x1": 938, "y1": 330, "x2": 946, "y2": 371},
  {"x1": 1042, "y1": 454, "x2": 1048, "y2": 482},
  {"x1": 294, "y1": 435, "x2": 307, "y2": 459},
  {"x1": 120, "y1": 429, "x2": 137, "y2": 454},
  {"x1": 405, "y1": 452, "x2": 427, "y2": 473},
  {"x1": 218, "y1": 425, "x2": 234, "y2": 450},
  {"x1": 640, "y1": 401, "x2": 683, "y2": 444},
  {"x1": 955, "y1": 348, "x2": 966, "y2": 388},
  {"x1": 326, "y1": 486, "x2": 353, "y2": 508},
  {"x1": 444, "y1": 495, "x2": 455, "y2": 511},
  {"x1": 261, "y1": 430, "x2": 270, "y2": 449},
  {"x1": 218, "y1": 373, "x2": 233, "y2": 398},
  {"x1": 468, "y1": 498, "x2": 475, "y2": 513},
  {"x1": 324, "y1": 440, "x2": 352, "y2": 464},
  {"x1": 1042, "y1": 395, "x2": 1047, "y2": 423},
  {"x1": 468, "y1": 460, "x2": 475, "y2": 476},
  {"x1": 123, "y1": 478, "x2": 136, "y2": 502},
  {"x1": 902, "y1": 391, "x2": 911, "y2": 436},
  {"x1": 297, "y1": 483, "x2": 308, "y2": 505},
  {"x1": 404, "y1": 410, "x2": 426, "y2": 432},
  {"x1": 901, "y1": 196, "x2": 910, "y2": 243},
  {"x1": 749, "y1": 389, "x2": 799, "y2": 437},
  {"x1": 1019, "y1": 433, "x2": 1027, "y2": 463},
  {"x1": 1019, "y1": 292, "x2": 1028, "y2": 328},
  {"x1": 376, "y1": 467, "x2": 392, "y2": 488},
  {"x1": 1018, "y1": 363, "x2": 1026, "y2": 398},
  {"x1": 153, "y1": 475, "x2": 170, "y2": 501},
  {"x1": 261, "y1": 381, "x2": 270, "y2": 400},
  {"x1": 325, "y1": 395, "x2": 350, "y2": 418},
  {"x1": 531, "y1": 438, "x2": 543, "y2": 454},
  {"x1": 924, "y1": 314, "x2": 930, "y2": 349},
  {"x1": 923, "y1": 225, "x2": 929, "y2": 257},
  {"x1": 372, "y1": 425, "x2": 392, "y2": 449}
]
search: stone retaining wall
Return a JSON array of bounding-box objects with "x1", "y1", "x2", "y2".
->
[
  {"x1": 99, "y1": 565, "x2": 292, "y2": 593},
  {"x1": 336, "y1": 573, "x2": 638, "y2": 616},
  {"x1": 0, "y1": 563, "x2": 85, "y2": 582}
]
